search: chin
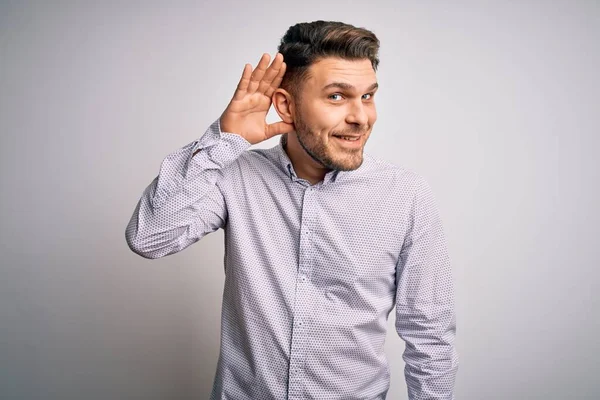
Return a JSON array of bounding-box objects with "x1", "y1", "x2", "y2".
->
[
  {"x1": 327, "y1": 153, "x2": 364, "y2": 171},
  {"x1": 337, "y1": 159, "x2": 363, "y2": 171}
]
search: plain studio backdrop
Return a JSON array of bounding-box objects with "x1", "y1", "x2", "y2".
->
[{"x1": 1, "y1": 1, "x2": 598, "y2": 399}]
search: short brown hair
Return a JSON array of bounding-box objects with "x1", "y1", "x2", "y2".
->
[{"x1": 277, "y1": 20, "x2": 380, "y2": 101}]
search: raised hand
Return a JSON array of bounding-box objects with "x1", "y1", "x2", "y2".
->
[{"x1": 219, "y1": 53, "x2": 294, "y2": 145}]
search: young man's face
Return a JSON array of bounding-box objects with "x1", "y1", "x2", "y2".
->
[{"x1": 292, "y1": 57, "x2": 378, "y2": 171}]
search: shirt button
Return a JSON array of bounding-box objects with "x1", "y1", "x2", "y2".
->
[
  {"x1": 299, "y1": 275, "x2": 307, "y2": 282},
  {"x1": 297, "y1": 320, "x2": 303, "y2": 326}
]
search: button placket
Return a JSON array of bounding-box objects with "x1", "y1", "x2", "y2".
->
[{"x1": 287, "y1": 186, "x2": 316, "y2": 399}]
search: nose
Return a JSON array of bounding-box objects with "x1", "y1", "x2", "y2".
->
[{"x1": 346, "y1": 99, "x2": 369, "y2": 128}]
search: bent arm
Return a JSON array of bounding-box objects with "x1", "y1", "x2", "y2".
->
[{"x1": 125, "y1": 118, "x2": 251, "y2": 259}]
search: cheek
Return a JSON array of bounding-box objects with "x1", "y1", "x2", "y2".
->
[
  {"x1": 305, "y1": 106, "x2": 341, "y2": 133},
  {"x1": 368, "y1": 105, "x2": 378, "y2": 122},
  {"x1": 320, "y1": 108, "x2": 347, "y2": 130}
]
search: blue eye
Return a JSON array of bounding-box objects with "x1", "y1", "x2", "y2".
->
[
  {"x1": 362, "y1": 93, "x2": 373, "y2": 100},
  {"x1": 329, "y1": 93, "x2": 343, "y2": 101}
]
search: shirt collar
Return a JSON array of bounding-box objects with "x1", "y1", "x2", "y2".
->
[{"x1": 276, "y1": 133, "x2": 347, "y2": 185}]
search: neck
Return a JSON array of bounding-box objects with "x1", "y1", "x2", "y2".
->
[{"x1": 283, "y1": 133, "x2": 331, "y2": 185}]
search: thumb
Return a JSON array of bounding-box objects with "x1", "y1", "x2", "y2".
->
[{"x1": 266, "y1": 121, "x2": 295, "y2": 138}]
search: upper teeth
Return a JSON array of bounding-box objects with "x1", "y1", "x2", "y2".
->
[{"x1": 339, "y1": 136, "x2": 359, "y2": 141}]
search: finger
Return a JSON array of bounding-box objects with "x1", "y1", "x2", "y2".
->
[
  {"x1": 247, "y1": 53, "x2": 271, "y2": 94},
  {"x1": 233, "y1": 63, "x2": 252, "y2": 100},
  {"x1": 257, "y1": 53, "x2": 284, "y2": 94},
  {"x1": 266, "y1": 121, "x2": 295, "y2": 138},
  {"x1": 265, "y1": 62, "x2": 286, "y2": 98}
]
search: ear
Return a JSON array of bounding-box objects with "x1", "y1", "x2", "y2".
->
[{"x1": 272, "y1": 88, "x2": 296, "y2": 124}]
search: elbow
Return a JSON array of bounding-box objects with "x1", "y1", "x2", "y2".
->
[
  {"x1": 127, "y1": 240, "x2": 158, "y2": 259},
  {"x1": 124, "y1": 225, "x2": 188, "y2": 260},
  {"x1": 125, "y1": 225, "x2": 160, "y2": 260}
]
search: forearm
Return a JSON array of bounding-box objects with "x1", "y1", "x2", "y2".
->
[{"x1": 398, "y1": 302, "x2": 458, "y2": 399}]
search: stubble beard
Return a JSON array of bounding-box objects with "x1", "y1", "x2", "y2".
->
[{"x1": 293, "y1": 107, "x2": 367, "y2": 172}]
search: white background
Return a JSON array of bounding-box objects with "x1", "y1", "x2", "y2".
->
[{"x1": 1, "y1": 1, "x2": 598, "y2": 399}]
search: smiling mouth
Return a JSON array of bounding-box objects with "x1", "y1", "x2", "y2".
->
[
  {"x1": 332, "y1": 135, "x2": 363, "y2": 148},
  {"x1": 333, "y1": 131, "x2": 364, "y2": 139},
  {"x1": 334, "y1": 135, "x2": 361, "y2": 141}
]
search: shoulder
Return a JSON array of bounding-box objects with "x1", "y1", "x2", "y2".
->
[
  {"x1": 363, "y1": 153, "x2": 432, "y2": 194},
  {"x1": 217, "y1": 144, "x2": 281, "y2": 183}
]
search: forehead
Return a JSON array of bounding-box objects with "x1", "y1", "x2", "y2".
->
[{"x1": 305, "y1": 57, "x2": 377, "y2": 89}]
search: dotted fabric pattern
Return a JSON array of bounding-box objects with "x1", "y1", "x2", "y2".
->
[{"x1": 125, "y1": 118, "x2": 458, "y2": 400}]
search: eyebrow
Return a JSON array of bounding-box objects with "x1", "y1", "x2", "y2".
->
[{"x1": 322, "y1": 82, "x2": 379, "y2": 92}]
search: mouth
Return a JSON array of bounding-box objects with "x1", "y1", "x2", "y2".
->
[{"x1": 332, "y1": 134, "x2": 363, "y2": 148}]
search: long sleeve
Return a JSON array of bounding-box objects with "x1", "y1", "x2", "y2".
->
[
  {"x1": 394, "y1": 176, "x2": 459, "y2": 399},
  {"x1": 125, "y1": 118, "x2": 252, "y2": 259}
]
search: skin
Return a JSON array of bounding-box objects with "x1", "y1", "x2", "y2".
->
[
  {"x1": 217, "y1": 53, "x2": 378, "y2": 185},
  {"x1": 219, "y1": 53, "x2": 293, "y2": 146},
  {"x1": 273, "y1": 57, "x2": 378, "y2": 185}
]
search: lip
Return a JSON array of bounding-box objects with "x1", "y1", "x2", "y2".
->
[{"x1": 333, "y1": 135, "x2": 363, "y2": 148}]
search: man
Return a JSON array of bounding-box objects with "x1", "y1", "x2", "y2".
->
[{"x1": 126, "y1": 20, "x2": 458, "y2": 400}]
